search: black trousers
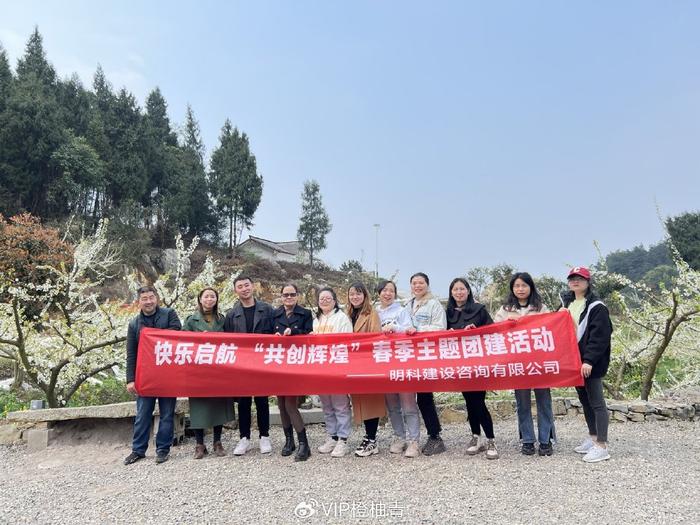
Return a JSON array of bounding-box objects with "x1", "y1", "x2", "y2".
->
[
  {"x1": 237, "y1": 396, "x2": 270, "y2": 438},
  {"x1": 417, "y1": 392, "x2": 442, "y2": 438},
  {"x1": 462, "y1": 391, "x2": 494, "y2": 439},
  {"x1": 576, "y1": 376, "x2": 609, "y2": 442}
]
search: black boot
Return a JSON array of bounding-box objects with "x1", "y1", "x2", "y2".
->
[
  {"x1": 281, "y1": 426, "x2": 296, "y2": 456},
  {"x1": 294, "y1": 429, "x2": 311, "y2": 462}
]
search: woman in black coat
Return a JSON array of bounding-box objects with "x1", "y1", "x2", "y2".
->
[
  {"x1": 272, "y1": 283, "x2": 313, "y2": 461},
  {"x1": 560, "y1": 266, "x2": 613, "y2": 463},
  {"x1": 446, "y1": 277, "x2": 499, "y2": 460}
]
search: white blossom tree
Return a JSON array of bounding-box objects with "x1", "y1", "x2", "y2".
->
[
  {"x1": 605, "y1": 242, "x2": 700, "y2": 400},
  {"x1": 0, "y1": 220, "x2": 131, "y2": 407}
]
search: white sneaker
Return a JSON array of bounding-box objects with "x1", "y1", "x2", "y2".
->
[
  {"x1": 233, "y1": 437, "x2": 250, "y2": 456},
  {"x1": 485, "y1": 439, "x2": 499, "y2": 460},
  {"x1": 318, "y1": 436, "x2": 337, "y2": 454},
  {"x1": 404, "y1": 440, "x2": 421, "y2": 458},
  {"x1": 574, "y1": 437, "x2": 594, "y2": 454},
  {"x1": 582, "y1": 444, "x2": 610, "y2": 463},
  {"x1": 330, "y1": 439, "x2": 349, "y2": 458},
  {"x1": 465, "y1": 434, "x2": 486, "y2": 455},
  {"x1": 389, "y1": 438, "x2": 407, "y2": 454},
  {"x1": 259, "y1": 436, "x2": 272, "y2": 454}
]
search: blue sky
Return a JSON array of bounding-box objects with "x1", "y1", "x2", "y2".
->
[{"x1": 2, "y1": 1, "x2": 699, "y2": 294}]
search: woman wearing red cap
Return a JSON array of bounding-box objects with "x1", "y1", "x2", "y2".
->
[{"x1": 560, "y1": 266, "x2": 613, "y2": 463}]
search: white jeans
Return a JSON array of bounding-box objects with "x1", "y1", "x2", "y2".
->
[{"x1": 319, "y1": 394, "x2": 352, "y2": 439}]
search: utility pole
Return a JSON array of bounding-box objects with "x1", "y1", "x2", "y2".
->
[{"x1": 373, "y1": 223, "x2": 380, "y2": 278}]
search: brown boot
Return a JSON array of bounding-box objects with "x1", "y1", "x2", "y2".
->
[
  {"x1": 213, "y1": 441, "x2": 226, "y2": 457},
  {"x1": 194, "y1": 444, "x2": 207, "y2": 459}
]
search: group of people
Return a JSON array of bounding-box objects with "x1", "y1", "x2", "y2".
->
[{"x1": 123, "y1": 266, "x2": 613, "y2": 466}]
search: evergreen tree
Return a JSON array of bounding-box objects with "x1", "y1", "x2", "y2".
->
[
  {"x1": 210, "y1": 120, "x2": 263, "y2": 250},
  {"x1": 143, "y1": 87, "x2": 178, "y2": 242},
  {"x1": 666, "y1": 211, "x2": 700, "y2": 271},
  {"x1": 106, "y1": 88, "x2": 147, "y2": 208},
  {"x1": 297, "y1": 179, "x2": 331, "y2": 268},
  {"x1": 176, "y1": 104, "x2": 218, "y2": 237},
  {"x1": 0, "y1": 44, "x2": 12, "y2": 112},
  {"x1": 0, "y1": 44, "x2": 16, "y2": 213},
  {"x1": 2, "y1": 28, "x2": 65, "y2": 216}
]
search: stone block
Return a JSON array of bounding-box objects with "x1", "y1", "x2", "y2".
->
[
  {"x1": 0, "y1": 423, "x2": 23, "y2": 445},
  {"x1": 27, "y1": 428, "x2": 55, "y2": 451},
  {"x1": 488, "y1": 400, "x2": 515, "y2": 419},
  {"x1": 674, "y1": 405, "x2": 695, "y2": 421},
  {"x1": 607, "y1": 403, "x2": 629, "y2": 413},
  {"x1": 439, "y1": 406, "x2": 466, "y2": 424},
  {"x1": 627, "y1": 412, "x2": 645, "y2": 422},
  {"x1": 612, "y1": 411, "x2": 628, "y2": 422},
  {"x1": 269, "y1": 406, "x2": 324, "y2": 426},
  {"x1": 552, "y1": 399, "x2": 567, "y2": 416},
  {"x1": 629, "y1": 401, "x2": 655, "y2": 414},
  {"x1": 647, "y1": 414, "x2": 668, "y2": 422}
]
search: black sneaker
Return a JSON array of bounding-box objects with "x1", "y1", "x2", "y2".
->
[
  {"x1": 123, "y1": 452, "x2": 144, "y2": 465},
  {"x1": 521, "y1": 443, "x2": 536, "y2": 456},
  {"x1": 421, "y1": 436, "x2": 446, "y2": 456},
  {"x1": 538, "y1": 442, "x2": 553, "y2": 456},
  {"x1": 354, "y1": 438, "x2": 379, "y2": 457},
  {"x1": 155, "y1": 452, "x2": 170, "y2": 464}
]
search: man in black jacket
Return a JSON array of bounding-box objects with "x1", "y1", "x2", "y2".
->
[
  {"x1": 123, "y1": 286, "x2": 181, "y2": 465},
  {"x1": 224, "y1": 275, "x2": 275, "y2": 456}
]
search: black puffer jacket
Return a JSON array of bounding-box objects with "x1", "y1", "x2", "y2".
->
[{"x1": 561, "y1": 291, "x2": 613, "y2": 378}]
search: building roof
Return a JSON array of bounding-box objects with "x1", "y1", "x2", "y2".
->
[{"x1": 240, "y1": 236, "x2": 297, "y2": 256}]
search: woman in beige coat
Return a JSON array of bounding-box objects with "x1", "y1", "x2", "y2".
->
[
  {"x1": 345, "y1": 281, "x2": 386, "y2": 457},
  {"x1": 494, "y1": 272, "x2": 555, "y2": 456}
]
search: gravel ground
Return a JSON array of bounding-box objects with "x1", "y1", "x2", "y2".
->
[{"x1": 1, "y1": 418, "x2": 698, "y2": 525}]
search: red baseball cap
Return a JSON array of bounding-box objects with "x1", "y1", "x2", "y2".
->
[{"x1": 568, "y1": 266, "x2": 591, "y2": 280}]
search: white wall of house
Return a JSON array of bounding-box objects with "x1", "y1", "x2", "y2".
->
[{"x1": 241, "y1": 243, "x2": 296, "y2": 263}]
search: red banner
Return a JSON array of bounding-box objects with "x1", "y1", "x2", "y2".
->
[{"x1": 135, "y1": 311, "x2": 583, "y2": 397}]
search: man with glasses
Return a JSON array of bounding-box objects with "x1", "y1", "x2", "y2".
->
[
  {"x1": 223, "y1": 275, "x2": 275, "y2": 455},
  {"x1": 124, "y1": 286, "x2": 182, "y2": 465}
]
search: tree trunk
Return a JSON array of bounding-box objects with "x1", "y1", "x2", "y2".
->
[
  {"x1": 10, "y1": 361, "x2": 24, "y2": 391},
  {"x1": 233, "y1": 213, "x2": 238, "y2": 250},
  {"x1": 228, "y1": 213, "x2": 233, "y2": 251}
]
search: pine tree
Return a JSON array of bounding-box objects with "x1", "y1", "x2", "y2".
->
[
  {"x1": 297, "y1": 180, "x2": 331, "y2": 268},
  {"x1": 3, "y1": 27, "x2": 65, "y2": 216},
  {"x1": 210, "y1": 120, "x2": 263, "y2": 250}
]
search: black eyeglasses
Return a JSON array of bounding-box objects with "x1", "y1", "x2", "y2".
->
[{"x1": 282, "y1": 292, "x2": 298, "y2": 298}]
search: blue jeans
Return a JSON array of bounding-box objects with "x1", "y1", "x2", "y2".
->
[
  {"x1": 515, "y1": 388, "x2": 555, "y2": 444},
  {"x1": 132, "y1": 396, "x2": 176, "y2": 456}
]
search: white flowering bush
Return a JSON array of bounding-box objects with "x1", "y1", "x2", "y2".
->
[
  {"x1": 604, "y1": 242, "x2": 700, "y2": 400},
  {"x1": 0, "y1": 220, "x2": 130, "y2": 407}
]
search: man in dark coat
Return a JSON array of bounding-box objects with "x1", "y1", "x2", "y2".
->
[{"x1": 123, "y1": 285, "x2": 181, "y2": 465}]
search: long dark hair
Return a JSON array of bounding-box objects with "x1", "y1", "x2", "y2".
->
[
  {"x1": 346, "y1": 281, "x2": 373, "y2": 318},
  {"x1": 197, "y1": 287, "x2": 222, "y2": 319},
  {"x1": 447, "y1": 277, "x2": 475, "y2": 312},
  {"x1": 316, "y1": 287, "x2": 340, "y2": 319},
  {"x1": 504, "y1": 272, "x2": 543, "y2": 311}
]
